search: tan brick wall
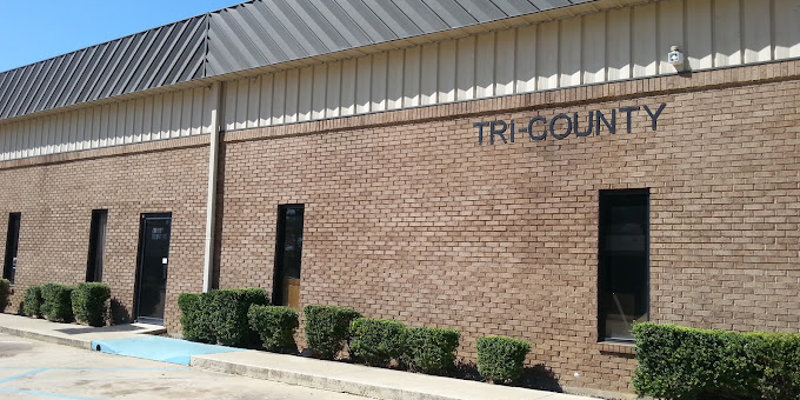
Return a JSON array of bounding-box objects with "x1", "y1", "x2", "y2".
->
[
  {"x1": 216, "y1": 60, "x2": 800, "y2": 392},
  {"x1": 0, "y1": 60, "x2": 797, "y2": 394},
  {"x1": 0, "y1": 137, "x2": 209, "y2": 333}
]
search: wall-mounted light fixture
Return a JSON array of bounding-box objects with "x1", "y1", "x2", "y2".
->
[{"x1": 667, "y1": 45, "x2": 685, "y2": 71}]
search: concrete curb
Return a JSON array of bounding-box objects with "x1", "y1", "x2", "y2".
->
[
  {"x1": 191, "y1": 355, "x2": 457, "y2": 400},
  {"x1": 0, "y1": 324, "x2": 90, "y2": 349},
  {"x1": 190, "y1": 351, "x2": 596, "y2": 400}
]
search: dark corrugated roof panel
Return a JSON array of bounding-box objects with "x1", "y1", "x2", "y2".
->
[
  {"x1": 0, "y1": 14, "x2": 207, "y2": 120},
  {"x1": 0, "y1": 0, "x2": 596, "y2": 121},
  {"x1": 205, "y1": 0, "x2": 596, "y2": 76}
]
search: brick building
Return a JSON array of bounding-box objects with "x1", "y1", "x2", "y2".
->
[{"x1": 0, "y1": 0, "x2": 798, "y2": 395}]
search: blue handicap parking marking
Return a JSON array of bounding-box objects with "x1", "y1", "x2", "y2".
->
[
  {"x1": 0, "y1": 386, "x2": 102, "y2": 400},
  {"x1": 0, "y1": 367, "x2": 49, "y2": 384},
  {"x1": 0, "y1": 368, "x2": 102, "y2": 400}
]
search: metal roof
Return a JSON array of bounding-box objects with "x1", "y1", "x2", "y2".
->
[
  {"x1": 0, "y1": 0, "x2": 595, "y2": 121},
  {"x1": 0, "y1": 15, "x2": 208, "y2": 121}
]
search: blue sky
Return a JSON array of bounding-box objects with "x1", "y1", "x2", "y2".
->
[{"x1": 0, "y1": 0, "x2": 243, "y2": 73}]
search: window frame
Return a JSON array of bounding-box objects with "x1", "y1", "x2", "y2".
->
[
  {"x1": 2, "y1": 212, "x2": 21, "y2": 285},
  {"x1": 85, "y1": 209, "x2": 108, "y2": 282},
  {"x1": 597, "y1": 188, "x2": 650, "y2": 343},
  {"x1": 272, "y1": 203, "x2": 305, "y2": 307}
]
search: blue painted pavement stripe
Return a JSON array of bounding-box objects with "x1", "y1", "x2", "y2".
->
[
  {"x1": 0, "y1": 366, "x2": 184, "y2": 371},
  {"x1": 0, "y1": 367, "x2": 49, "y2": 384},
  {"x1": 0, "y1": 386, "x2": 101, "y2": 400},
  {"x1": 41, "y1": 367, "x2": 184, "y2": 371}
]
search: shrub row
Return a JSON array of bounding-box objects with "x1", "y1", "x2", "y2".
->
[
  {"x1": 177, "y1": 288, "x2": 268, "y2": 347},
  {"x1": 21, "y1": 283, "x2": 110, "y2": 326},
  {"x1": 304, "y1": 308, "x2": 528, "y2": 381},
  {"x1": 179, "y1": 298, "x2": 529, "y2": 383},
  {"x1": 346, "y1": 317, "x2": 461, "y2": 374},
  {"x1": 0, "y1": 278, "x2": 9, "y2": 312},
  {"x1": 633, "y1": 322, "x2": 800, "y2": 400}
]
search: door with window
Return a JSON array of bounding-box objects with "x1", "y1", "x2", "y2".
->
[
  {"x1": 135, "y1": 213, "x2": 171, "y2": 324},
  {"x1": 273, "y1": 205, "x2": 304, "y2": 310}
]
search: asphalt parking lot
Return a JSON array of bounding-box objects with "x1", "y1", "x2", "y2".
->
[{"x1": 0, "y1": 332, "x2": 370, "y2": 400}]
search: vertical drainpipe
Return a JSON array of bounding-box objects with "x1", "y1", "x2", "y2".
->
[{"x1": 203, "y1": 81, "x2": 221, "y2": 293}]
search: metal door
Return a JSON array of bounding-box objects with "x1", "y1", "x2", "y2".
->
[{"x1": 135, "y1": 213, "x2": 171, "y2": 324}]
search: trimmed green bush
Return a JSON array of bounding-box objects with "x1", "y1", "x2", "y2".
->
[
  {"x1": 403, "y1": 327, "x2": 460, "y2": 374},
  {"x1": 0, "y1": 278, "x2": 9, "y2": 312},
  {"x1": 177, "y1": 293, "x2": 213, "y2": 342},
  {"x1": 206, "y1": 288, "x2": 269, "y2": 347},
  {"x1": 476, "y1": 336, "x2": 531, "y2": 383},
  {"x1": 70, "y1": 282, "x2": 111, "y2": 327},
  {"x1": 40, "y1": 283, "x2": 74, "y2": 322},
  {"x1": 248, "y1": 305, "x2": 299, "y2": 353},
  {"x1": 304, "y1": 304, "x2": 361, "y2": 359},
  {"x1": 349, "y1": 318, "x2": 407, "y2": 366},
  {"x1": 177, "y1": 288, "x2": 268, "y2": 347},
  {"x1": 633, "y1": 322, "x2": 800, "y2": 400},
  {"x1": 23, "y1": 285, "x2": 43, "y2": 318}
]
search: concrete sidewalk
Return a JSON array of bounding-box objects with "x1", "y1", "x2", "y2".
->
[
  {"x1": 192, "y1": 350, "x2": 596, "y2": 400},
  {"x1": 0, "y1": 312, "x2": 164, "y2": 348},
  {"x1": 0, "y1": 313, "x2": 602, "y2": 400}
]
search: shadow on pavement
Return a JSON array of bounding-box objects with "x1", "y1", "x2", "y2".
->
[{"x1": 55, "y1": 324, "x2": 152, "y2": 335}]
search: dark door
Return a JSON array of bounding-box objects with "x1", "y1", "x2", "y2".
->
[
  {"x1": 3, "y1": 213, "x2": 21, "y2": 284},
  {"x1": 136, "y1": 213, "x2": 171, "y2": 324},
  {"x1": 273, "y1": 204, "x2": 304, "y2": 310}
]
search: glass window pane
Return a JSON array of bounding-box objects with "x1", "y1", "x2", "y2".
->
[
  {"x1": 281, "y1": 207, "x2": 303, "y2": 279},
  {"x1": 3, "y1": 213, "x2": 21, "y2": 284},
  {"x1": 87, "y1": 210, "x2": 108, "y2": 282},
  {"x1": 598, "y1": 190, "x2": 649, "y2": 341},
  {"x1": 273, "y1": 204, "x2": 304, "y2": 308}
]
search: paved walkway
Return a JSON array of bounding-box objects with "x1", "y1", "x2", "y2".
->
[
  {"x1": 0, "y1": 313, "x2": 165, "y2": 348},
  {"x1": 0, "y1": 313, "x2": 602, "y2": 400},
  {"x1": 0, "y1": 331, "x2": 368, "y2": 400}
]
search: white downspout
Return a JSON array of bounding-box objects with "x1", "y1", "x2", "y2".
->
[{"x1": 202, "y1": 81, "x2": 221, "y2": 293}]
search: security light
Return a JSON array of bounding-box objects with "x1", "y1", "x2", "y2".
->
[{"x1": 668, "y1": 45, "x2": 685, "y2": 71}]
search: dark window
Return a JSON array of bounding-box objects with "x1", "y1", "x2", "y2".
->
[
  {"x1": 3, "y1": 213, "x2": 21, "y2": 284},
  {"x1": 273, "y1": 204, "x2": 304, "y2": 308},
  {"x1": 86, "y1": 209, "x2": 108, "y2": 282},
  {"x1": 598, "y1": 189, "x2": 649, "y2": 341}
]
